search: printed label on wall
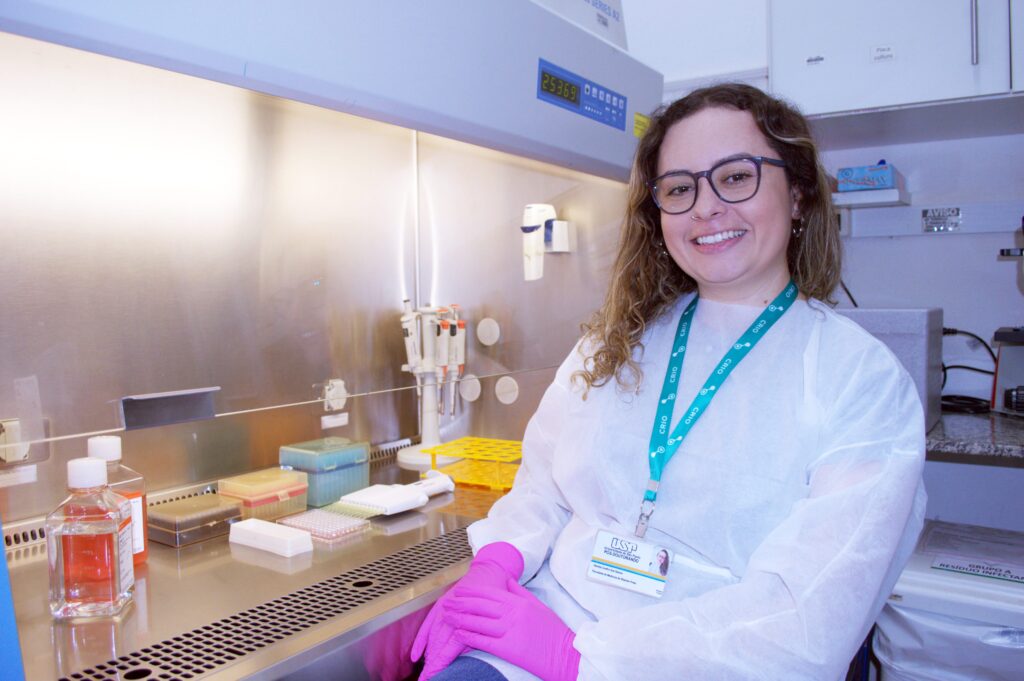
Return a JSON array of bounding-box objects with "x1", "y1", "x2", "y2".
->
[
  {"x1": 922, "y1": 207, "x2": 962, "y2": 233},
  {"x1": 871, "y1": 46, "x2": 896, "y2": 63}
]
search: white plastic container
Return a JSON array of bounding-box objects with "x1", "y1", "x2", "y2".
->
[
  {"x1": 874, "y1": 520, "x2": 1024, "y2": 680},
  {"x1": 229, "y1": 518, "x2": 312, "y2": 557}
]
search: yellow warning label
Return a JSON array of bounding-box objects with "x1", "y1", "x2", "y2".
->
[{"x1": 633, "y1": 113, "x2": 651, "y2": 138}]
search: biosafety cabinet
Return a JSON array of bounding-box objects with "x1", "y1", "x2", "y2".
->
[
  {"x1": 0, "y1": 3, "x2": 662, "y2": 679},
  {"x1": 0, "y1": 0, "x2": 661, "y2": 181},
  {"x1": 0, "y1": 0, "x2": 662, "y2": 515}
]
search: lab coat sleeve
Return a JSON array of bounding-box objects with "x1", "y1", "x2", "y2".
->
[
  {"x1": 466, "y1": 350, "x2": 577, "y2": 581},
  {"x1": 573, "y1": 344, "x2": 926, "y2": 681}
]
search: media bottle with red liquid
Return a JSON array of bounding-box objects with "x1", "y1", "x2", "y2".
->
[
  {"x1": 88, "y1": 435, "x2": 148, "y2": 565},
  {"x1": 46, "y1": 457, "x2": 134, "y2": 619}
]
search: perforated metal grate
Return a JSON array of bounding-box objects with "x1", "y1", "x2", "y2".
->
[{"x1": 60, "y1": 528, "x2": 471, "y2": 681}]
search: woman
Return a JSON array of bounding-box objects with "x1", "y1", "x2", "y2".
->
[
  {"x1": 653, "y1": 549, "x2": 669, "y2": 577},
  {"x1": 412, "y1": 84, "x2": 927, "y2": 681}
]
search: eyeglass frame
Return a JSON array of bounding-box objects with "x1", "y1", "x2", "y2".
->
[{"x1": 648, "y1": 155, "x2": 787, "y2": 215}]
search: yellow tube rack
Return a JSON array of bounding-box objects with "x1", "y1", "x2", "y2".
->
[{"x1": 421, "y1": 437, "x2": 522, "y2": 492}]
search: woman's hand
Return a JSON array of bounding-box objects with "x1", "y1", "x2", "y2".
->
[
  {"x1": 443, "y1": 577, "x2": 580, "y2": 681},
  {"x1": 410, "y1": 542, "x2": 524, "y2": 680}
]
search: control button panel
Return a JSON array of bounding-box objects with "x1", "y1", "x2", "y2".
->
[{"x1": 536, "y1": 59, "x2": 627, "y2": 131}]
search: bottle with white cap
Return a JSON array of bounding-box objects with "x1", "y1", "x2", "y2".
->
[
  {"x1": 88, "y1": 435, "x2": 148, "y2": 565},
  {"x1": 45, "y1": 457, "x2": 134, "y2": 619}
]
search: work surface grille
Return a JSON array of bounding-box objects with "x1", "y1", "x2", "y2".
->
[{"x1": 60, "y1": 528, "x2": 471, "y2": 681}]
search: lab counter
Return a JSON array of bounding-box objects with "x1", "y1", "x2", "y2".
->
[
  {"x1": 9, "y1": 487, "x2": 481, "y2": 681},
  {"x1": 926, "y1": 412, "x2": 1024, "y2": 467}
]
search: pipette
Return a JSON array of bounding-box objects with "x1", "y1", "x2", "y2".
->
[
  {"x1": 448, "y1": 320, "x2": 459, "y2": 415},
  {"x1": 400, "y1": 300, "x2": 422, "y2": 396},
  {"x1": 446, "y1": 305, "x2": 466, "y2": 414},
  {"x1": 436, "y1": 318, "x2": 450, "y2": 414}
]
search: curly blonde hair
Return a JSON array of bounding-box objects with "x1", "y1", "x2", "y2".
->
[{"x1": 575, "y1": 83, "x2": 841, "y2": 394}]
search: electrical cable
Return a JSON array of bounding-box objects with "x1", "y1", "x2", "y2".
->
[
  {"x1": 939, "y1": 327, "x2": 997, "y2": 414},
  {"x1": 941, "y1": 394, "x2": 990, "y2": 414},
  {"x1": 944, "y1": 364, "x2": 995, "y2": 376},
  {"x1": 839, "y1": 279, "x2": 858, "y2": 308},
  {"x1": 942, "y1": 363, "x2": 995, "y2": 390},
  {"x1": 942, "y1": 327, "x2": 998, "y2": 364}
]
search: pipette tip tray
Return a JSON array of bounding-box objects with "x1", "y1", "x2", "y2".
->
[
  {"x1": 218, "y1": 468, "x2": 308, "y2": 520},
  {"x1": 229, "y1": 518, "x2": 313, "y2": 557},
  {"x1": 148, "y1": 493, "x2": 243, "y2": 548},
  {"x1": 278, "y1": 437, "x2": 370, "y2": 507}
]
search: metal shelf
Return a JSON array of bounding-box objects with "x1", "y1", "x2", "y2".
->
[{"x1": 832, "y1": 188, "x2": 911, "y2": 209}]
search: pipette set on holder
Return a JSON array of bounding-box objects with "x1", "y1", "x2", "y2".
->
[{"x1": 397, "y1": 300, "x2": 468, "y2": 470}]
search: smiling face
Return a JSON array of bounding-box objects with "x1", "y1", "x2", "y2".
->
[{"x1": 656, "y1": 107, "x2": 800, "y2": 304}]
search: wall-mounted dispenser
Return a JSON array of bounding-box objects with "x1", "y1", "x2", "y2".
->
[
  {"x1": 521, "y1": 204, "x2": 573, "y2": 281},
  {"x1": 521, "y1": 204, "x2": 554, "y2": 281}
]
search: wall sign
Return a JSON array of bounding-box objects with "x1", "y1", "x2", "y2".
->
[{"x1": 922, "y1": 207, "x2": 962, "y2": 233}]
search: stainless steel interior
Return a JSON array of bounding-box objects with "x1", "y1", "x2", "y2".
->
[{"x1": 0, "y1": 31, "x2": 627, "y2": 521}]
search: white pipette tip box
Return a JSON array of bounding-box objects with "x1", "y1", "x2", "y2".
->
[
  {"x1": 279, "y1": 509, "x2": 369, "y2": 543},
  {"x1": 229, "y1": 518, "x2": 313, "y2": 557}
]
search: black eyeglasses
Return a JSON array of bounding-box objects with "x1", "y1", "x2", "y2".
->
[{"x1": 649, "y1": 155, "x2": 787, "y2": 215}]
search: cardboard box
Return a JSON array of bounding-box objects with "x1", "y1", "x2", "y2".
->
[{"x1": 837, "y1": 162, "x2": 905, "y2": 192}]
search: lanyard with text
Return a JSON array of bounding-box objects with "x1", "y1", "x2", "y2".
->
[{"x1": 635, "y1": 280, "x2": 797, "y2": 538}]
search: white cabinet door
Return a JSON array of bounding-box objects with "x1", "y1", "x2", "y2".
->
[
  {"x1": 770, "y1": 0, "x2": 1011, "y2": 115},
  {"x1": 1013, "y1": 0, "x2": 1024, "y2": 91}
]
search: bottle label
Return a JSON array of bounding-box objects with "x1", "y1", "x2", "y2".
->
[
  {"x1": 128, "y1": 496, "x2": 144, "y2": 553},
  {"x1": 117, "y1": 503, "x2": 135, "y2": 595}
]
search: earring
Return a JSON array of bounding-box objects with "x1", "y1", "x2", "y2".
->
[
  {"x1": 791, "y1": 218, "x2": 805, "y2": 238},
  {"x1": 653, "y1": 236, "x2": 669, "y2": 258}
]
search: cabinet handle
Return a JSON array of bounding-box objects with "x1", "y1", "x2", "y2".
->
[{"x1": 970, "y1": 0, "x2": 979, "y2": 65}]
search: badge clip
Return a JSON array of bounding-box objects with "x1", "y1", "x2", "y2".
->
[{"x1": 635, "y1": 499, "x2": 655, "y2": 538}]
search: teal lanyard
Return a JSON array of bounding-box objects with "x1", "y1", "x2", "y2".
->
[{"x1": 635, "y1": 280, "x2": 797, "y2": 538}]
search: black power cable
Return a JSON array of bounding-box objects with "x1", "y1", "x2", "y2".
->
[
  {"x1": 940, "y1": 327, "x2": 997, "y2": 414},
  {"x1": 839, "y1": 279, "x2": 859, "y2": 308},
  {"x1": 941, "y1": 394, "x2": 991, "y2": 414},
  {"x1": 942, "y1": 327, "x2": 998, "y2": 364},
  {"x1": 944, "y1": 364, "x2": 995, "y2": 377}
]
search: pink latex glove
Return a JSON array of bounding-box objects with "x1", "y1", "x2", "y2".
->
[
  {"x1": 443, "y1": 577, "x2": 581, "y2": 681},
  {"x1": 411, "y1": 542, "x2": 524, "y2": 680}
]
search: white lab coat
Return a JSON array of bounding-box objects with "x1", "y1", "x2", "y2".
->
[{"x1": 466, "y1": 294, "x2": 927, "y2": 681}]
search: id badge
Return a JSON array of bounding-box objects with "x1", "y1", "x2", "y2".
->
[{"x1": 586, "y1": 529, "x2": 672, "y2": 598}]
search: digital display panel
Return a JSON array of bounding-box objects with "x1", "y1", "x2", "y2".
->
[
  {"x1": 536, "y1": 59, "x2": 626, "y2": 131},
  {"x1": 540, "y1": 70, "x2": 580, "y2": 107}
]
